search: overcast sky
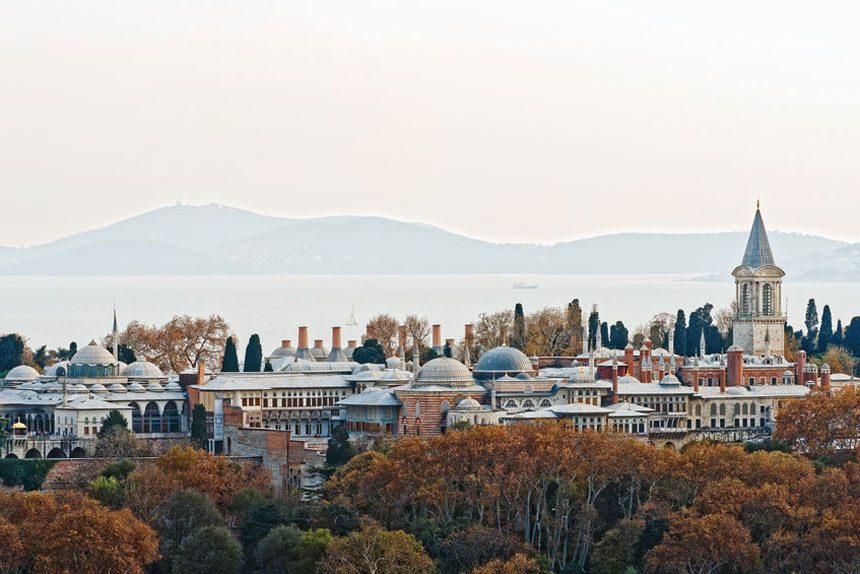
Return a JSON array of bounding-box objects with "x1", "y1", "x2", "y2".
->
[{"x1": 1, "y1": 1, "x2": 858, "y2": 247}]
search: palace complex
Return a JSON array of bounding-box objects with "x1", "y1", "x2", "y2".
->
[{"x1": 0, "y1": 205, "x2": 853, "y2": 463}]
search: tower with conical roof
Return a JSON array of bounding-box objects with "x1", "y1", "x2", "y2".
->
[{"x1": 731, "y1": 203, "x2": 786, "y2": 356}]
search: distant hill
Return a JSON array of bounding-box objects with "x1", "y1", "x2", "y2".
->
[{"x1": 0, "y1": 204, "x2": 854, "y2": 279}]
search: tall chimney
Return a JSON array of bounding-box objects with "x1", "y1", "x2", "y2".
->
[
  {"x1": 796, "y1": 351, "x2": 806, "y2": 384},
  {"x1": 611, "y1": 357, "x2": 619, "y2": 404},
  {"x1": 726, "y1": 346, "x2": 743, "y2": 387},
  {"x1": 328, "y1": 326, "x2": 347, "y2": 362},
  {"x1": 281, "y1": 339, "x2": 292, "y2": 349},
  {"x1": 465, "y1": 323, "x2": 474, "y2": 341},
  {"x1": 295, "y1": 326, "x2": 316, "y2": 361},
  {"x1": 197, "y1": 360, "x2": 206, "y2": 387},
  {"x1": 692, "y1": 360, "x2": 700, "y2": 393},
  {"x1": 432, "y1": 324, "x2": 442, "y2": 354}
]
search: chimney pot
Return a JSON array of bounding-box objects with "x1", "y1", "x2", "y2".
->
[
  {"x1": 432, "y1": 324, "x2": 442, "y2": 348},
  {"x1": 332, "y1": 326, "x2": 342, "y2": 349},
  {"x1": 281, "y1": 339, "x2": 291, "y2": 349},
  {"x1": 298, "y1": 326, "x2": 309, "y2": 349}
]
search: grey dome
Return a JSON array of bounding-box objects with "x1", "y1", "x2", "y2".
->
[
  {"x1": 122, "y1": 361, "x2": 165, "y2": 379},
  {"x1": 659, "y1": 374, "x2": 681, "y2": 386},
  {"x1": 89, "y1": 383, "x2": 108, "y2": 394},
  {"x1": 127, "y1": 382, "x2": 145, "y2": 393},
  {"x1": 455, "y1": 398, "x2": 483, "y2": 411},
  {"x1": 43, "y1": 361, "x2": 69, "y2": 377},
  {"x1": 4, "y1": 365, "x2": 40, "y2": 382},
  {"x1": 727, "y1": 386, "x2": 749, "y2": 395},
  {"x1": 165, "y1": 382, "x2": 182, "y2": 392},
  {"x1": 70, "y1": 341, "x2": 116, "y2": 365},
  {"x1": 416, "y1": 358, "x2": 474, "y2": 385},
  {"x1": 270, "y1": 345, "x2": 297, "y2": 358},
  {"x1": 145, "y1": 381, "x2": 164, "y2": 392},
  {"x1": 473, "y1": 346, "x2": 534, "y2": 381},
  {"x1": 108, "y1": 383, "x2": 128, "y2": 393}
]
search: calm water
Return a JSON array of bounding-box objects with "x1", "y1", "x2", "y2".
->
[{"x1": 0, "y1": 275, "x2": 857, "y2": 353}]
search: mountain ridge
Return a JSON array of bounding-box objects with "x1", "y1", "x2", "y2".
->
[{"x1": 0, "y1": 204, "x2": 854, "y2": 278}]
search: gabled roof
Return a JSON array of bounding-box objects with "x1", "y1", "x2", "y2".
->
[{"x1": 741, "y1": 207, "x2": 776, "y2": 268}]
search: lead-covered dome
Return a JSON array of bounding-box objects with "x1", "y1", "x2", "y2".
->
[
  {"x1": 455, "y1": 398, "x2": 483, "y2": 411},
  {"x1": 473, "y1": 346, "x2": 534, "y2": 381},
  {"x1": 70, "y1": 341, "x2": 116, "y2": 365},
  {"x1": 416, "y1": 358, "x2": 474, "y2": 385},
  {"x1": 122, "y1": 361, "x2": 166, "y2": 379},
  {"x1": 4, "y1": 365, "x2": 40, "y2": 382}
]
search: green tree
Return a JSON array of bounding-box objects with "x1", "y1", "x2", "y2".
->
[
  {"x1": 510, "y1": 304, "x2": 527, "y2": 350},
  {"x1": 174, "y1": 525, "x2": 242, "y2": 574},
  {"x1": 68, "y1": 341, "x2": 77, "y2": 359},
  {"x1": 600, "y1": 321, "x2": 610, "y2": 348},
  {"x1": 0, "y1": 334, "x2": 26, "y2": 372},
  {"x1": 222, "y1": 337, "x2": 240, "y2": 372},
  {"x1": 88, "y1": 475, "x2": 126, "y2": 509},
  {"x1": 118, "y1": 344, "x2": 137, "y2": 364},
  {"x1": 264, "y1": 360, "x2": 274, "y2": 372},
  {"x1": 244, "y1": 334, "x2": 263, "y2": 372},
  {"x1": 609, "y1": 321, "x2": 629, "y2": 350},
  {"x1": 159, "y1": 489, "x2": 223, "y2": 565},
  {"x1": 833, "y1": 319, "x2": 844, "y2": 347},
  {"x1": 327, "y1": 425, "x2": 356, "y2": 467},
  {"x1": 239, "y1": 496, "x2": 292, "y2": 559},
  {"x1": 32, "y1": 345, "x2": 48, "y2": 369},
  {"x1": 803, "y1": 298, "x2": 819, "y2": 354},
  {"x1": 591, "y1": 519, "x2": 645, "y2": 574},
  {"x1": 844, "y1": 317, "x2": 860, "y2": 358},
  {"x1": 673, "y1": 310, "x2": 687, "y2": 356},
  {"x1": 190, "y1": 404, "x2": 208, "y2": 449},
  {"x1": 588, "y1": 308, "x2": 600, "y2": 350},
  {"x1": 256, "y1": 526, "x2": 333, "y2": 574},
  {"x1": 98, "y1": 409, "x2": 129, "y2": 438},
  {"x1": 352, "y1": 339, "x2": 386, "y2": 365},
  {"x1": 818, "y1": 305, "x2": 833, "y2": 354},
  {"x1": 443, "y1": 341, "x2": 453, "y2": 358}
]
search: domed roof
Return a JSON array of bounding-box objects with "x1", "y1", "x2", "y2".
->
[
  {"x1": 145, "y1": 382, "x2": 164, "y2": 392},
  {"x1": 455, "y1": 398, "x2": 483, "y2": 411},
  {"x1": 70, "y1": 383, "x2": 88, "y2": 393},
  {"x1": 165, "y1": 382, "x2": 182, "y2": 392},
  {"x1": 474, "y1": 346, "x2": 534, "y2": 379},
  {"x1": 659, "y1": 374, "x2": 681, "y2": 386},
  {"x1": 89, "y1": 383, "x2": 108, "y2": 393},
  {"x1": 70, "y1": 341, "x2": 116, "y2": 365},
  {"x1": 727, "y1": 386, "x2": 749, "y2": 395},
  {"x1": 569, "y1": 365, "x2": 595, "y2": 383},
  {"x1": 127, "y1": 382, "x2": 145, "y2": 393},
  {"x1": 618, "y1": 375, "x2": 641, "y2": 385},
  {"x1": 42, "y1": 361, "x2": 69, "y2": 377},
  {"x1": 108, "y1": 383, "x2": 128, "y2": 393},
  {"x1": 270, "y1": 344, "x2": 297, "y2": 358},
  {"x1": 416, "y1": 358, "x2": 474, "y2": 385},
  {"x1": 122, "y1": 361, "x2": 165, "y2": 379},
  {"x1": 4, "y1": 365, "x2": 40, "y2": 382}
]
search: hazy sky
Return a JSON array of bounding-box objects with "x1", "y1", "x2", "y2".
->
[{"x1": 2, "y1": 1, "x2": 859, "y2": 247}]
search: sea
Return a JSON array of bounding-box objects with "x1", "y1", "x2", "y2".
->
[{"x1": 1, "y1": 274, "x2": 857, "y2": 353}]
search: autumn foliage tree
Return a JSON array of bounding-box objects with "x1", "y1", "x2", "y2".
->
[
  {"x1": 774, "y1": 387, "x2": 860, "y2": 459},
  {"x1": 116, "y1": 314, "x2": 230, "y2": 373}
]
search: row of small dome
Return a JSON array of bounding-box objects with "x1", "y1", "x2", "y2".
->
[
  {"x1": 16, "y1": 380, "x2": 182, "y2": 393},
  {"x1": 4, "y1": 359, "x2": 166, "y2": 383}
]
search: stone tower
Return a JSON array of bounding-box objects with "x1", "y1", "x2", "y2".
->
[{"x1": 731, "y1": 204, "x2": 786, "y2": 357}]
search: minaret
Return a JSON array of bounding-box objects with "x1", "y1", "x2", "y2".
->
[
  {"x1": 581, "y1": 326, "x2": 587, "y2": 356},
  {"x1": 699, "y1": 329, "x2": 706, "y2": 359},
  {"x1": 112, "y1": 306, "x2": 119, "y2": 362},
  {"x1": 595, "y1": 323, "x2": 602, "y2": 351},
  {"x1": 412, "y1": 343, "x2": 420, "y2": 374}
]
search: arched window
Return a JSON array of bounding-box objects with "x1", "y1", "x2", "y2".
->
[
  {"x1": 539, "y1": 399, "x2": 552, "y2": 408},
  {"x1": 440, "y1": 400, "x2": 451, "y2": 415},
  {"x1": 129, "y1": 402, "x2": 143, "y2": 433},
  {"x1": 741, "y1": 284, "x2": 750, "y2": 314},
  {"x1": 710, "y1": 404, "x2": 717, "y2": 416},
  {"x1": 742, "y1": 403, "x2": 749, "y2": 415},
  {"x1": 504, "y1": 400, "x2": 518, "y2": 409},
  {"x1": 719, "y1": 404, "x2": 726, "y2": 416},
  {"x1": 763, "y1": 284, "x2": 773, "y2": 315},
  {"x1": 695, "y1": 404, "x2": 702, "y2": 416},
  {"x1": 163, "y1": 402, "x2": 181, "y2": 433},
  {"x1": 143, "y1": 402, "x2": 161, "y2": 433},
  {"x1": 522, "y1": 400, "x2": 535, "y2": 409},
  {"x1": 414, "y1": 401, "x2": 421, "y2": 418}
]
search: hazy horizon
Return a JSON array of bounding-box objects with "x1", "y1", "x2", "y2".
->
[{"x1": 3, "y1": 1, "x2": 859, "y2": 246}]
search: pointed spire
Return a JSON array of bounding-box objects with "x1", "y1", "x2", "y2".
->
[
  {"x1": 700, "y1": 329, "x2": 706, "y2": 359},
  {"x1": 412, "y1": 344, "x2": 420, "y2": 374},
  {"x1": 463, "y1": 342, "x2": 471, "y2": 369},
  {"x1": 741, "y1": 204, "x2": 776, "y2": 268},
  {"x1": 112, "y1": 306, "x2": 119, "y2": 363}
]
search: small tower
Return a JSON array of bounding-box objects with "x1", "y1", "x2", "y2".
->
[
  {"x1": 732, "y1": 204, "x2": 786, "y2": 356},
  {"x1": 112, "y1": 307, "x2": 119, "y2": 363}
]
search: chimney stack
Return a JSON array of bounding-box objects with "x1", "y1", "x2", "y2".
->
[
  {"x1": 432, "y1": 324, "x2": 443, "y2": 354},
  {"x1": 295, "y1": 326, "x2": 316, "y2": 361},
  {"x1": 726, "y1": 346, "x2": 743, "y2": 387},
  {"x1": 197, "y1": 360, "x2": 206, "y2": 387},
  {"x1": 328, "y1": 326, "x2": 348, "y2": 362},
  {"x1": 281, "y1": 339, "x2": 292, "y2": 349},
  {"x1": 611, "y1": 357, "x2": 619, "y2": 404},
  {"x1": 692, "y1": 360, "x2": 700, "y2": 393}
]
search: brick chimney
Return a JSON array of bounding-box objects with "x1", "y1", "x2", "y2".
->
[
  {"x1": 432, "y1": 324, "x2": 442, "y2": 353},
  {"x1": 365, "y1": 324, "x2": 374, "y2": 340},
  {"x1": 726, "y1": 346, "x2": 744, "y2": 387},
  {"x1": 719, "y1": 364, "x2": 727, "y2": 393},
  {"x1": 328, "y1": 326, "x2": 347, "y2": 362},
  {"x1": 796, "y1": 351, "x2": 806, "y2": 385},
  {"x1": 611, "y1": 359, "x2": 619, "y2": 404},
  {"x1": 331, "y1": 327, "x2": 342, "y2": 349},
  {"x1": 313, "y1": 339, "x2": 324, "y2": 350},
  {"x1": 692, "y1": 362, "x2": 700, "y2": 393},
  {"x1": 821, "y1": 363, "x2": 831, "y2": 392},
  {"x1": 298, "y1": 326, "x2": 309, "y2": 350},
  {"x1": 624, "y1": 344, "x2": 635, "y2": 375},
  {"x1": 465, "y1": 323, "x2": 474, "y2": 342}
]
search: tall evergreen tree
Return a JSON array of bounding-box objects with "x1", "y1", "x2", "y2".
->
[
  {"x1": 609, "y1": 321, "x2": 629, "y2": 349},
  {"x1": 0, "y1": 334, "x2": 26, "y2": 371},
  {"x1": 600, "y1": 322, "x2": 609, "y2": 348},
  {"x1": 674, "y1": 310, "x2": 687, "y2": 356},
  {"x1": 243, "y1": 334, "x2": 263, "y2": 372},
  {"x1": 68, "y1": 341, "x2": 78, "y2": 360},
  {"x1": 817, "y1": 305, "x2": 833, "y2": 354},
  {"x1": 803, "y1": 299, "x2": 819, "y2": 354},
  {"x1": 844, "y1": 317, "x2": 860, "y2": 358},
  {"x1": 32, "y1": 345, "x2": 48, "y2": 369},
  {"x1": 221, "y1": 337, "x2": 240, "y2": 372},
  {"x1": 263, "y1": 360, "x2": 274, "y2": 372},
  {"x1": 510, "y1": 304, "x2": 527, "y2": 351},
  {"x1": 833, "y1": 319, "x2": 844, "y2": 347},
  {"x1": 587, "y1": 308, "x2": 600, "y2": 351},
  {"x1": 190, "y1": 404, "x2": 208, "y2": 450}
]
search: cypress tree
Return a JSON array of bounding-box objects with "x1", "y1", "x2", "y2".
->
[
  {"x1": 190, "y1": 404, "x2": 208, "y2": 449},
  {"x1": 844, "y1": 317, "x2": 860, "y2": 358},
  {"x1": 587, "y1": 309, "x2": 600, "y2": 350},
  {"x1": 674, "y1": 310, "x2": 687, "y2": 356},
  {"x1": 222, "y1": 337, "x2": 240, "y2": 372},
  {"x1": 817, "y1": 305, "x2": 833, "y2": 354},
  {"x1": 833, "y1": 319, "x2": 844, "y2": 347},
  {"x1": 567, "y1": 299, "x2": 583, "y2": 353},
  {"x1": 600, "y1": 321, "x2": 609, "y2": 348},
  {"x1": 803, "y1": 299, "x2": 819, "y2": 354},
  {"x1": 510, "y1": 303, "x2": 527, "y2": 350},
  {"x1": 243, "y1": 334, "x2": 263, "y2": 372},
  {"x1": 69, "y1": 341, "x2": 78, "y2": 359},
  {"x1": 609, "y1": 321, "x2": 629, "y2": 349},
  {"x1": 263, "y1": 360, "x2": 274, "y2": 372}
]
